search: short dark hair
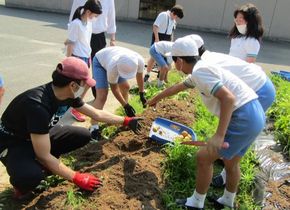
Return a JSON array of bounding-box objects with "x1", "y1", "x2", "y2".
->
[
  {"x1": 198, "y1": 46, "x2": 206, "y2": 56},
  {"x1": 172, "y1": 56, "x2": 200, "y2": 64},
  {"x1": 52, "y1": 69, "x2": 81, "y2": 87},
  {"x1": 170, "y1": 5, "x2": 184, "y2": 19},
  {"x1": 229, "y1": 3, "x2": 264, "y2": 41}
]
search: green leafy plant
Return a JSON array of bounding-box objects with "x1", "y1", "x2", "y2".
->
[
  {"x1": 267, "y1": 75, "x2": 290, "y2": 157},
  {"x1": 36, "y1": 175, "x2": 65, "y2": 191},
  {"x1": 101, "y1": 125, "x2": 118, "y2": 139},
  {"x1": 66, "y1": 189, "x2": 85, "y2": 209},
  {"x1": 161, "y1": 143, "x2": 198, "y2": 210}
]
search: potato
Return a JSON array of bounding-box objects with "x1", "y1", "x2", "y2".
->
[
  {"x1": 181, "y1": 130, "x2": 189, "y2": 138},
  {"x1": 153, "y1": 126, "x2": 159, "y2": 132},
  {"x1": 174, "y1": 135, "x2": 185, "y2": 143},
  {"x1": 184, "y1": 136, "x2": 191, "y2": 141},
  {"x1": 159, "y1": 130, "x2": 163, "y2": 136}
]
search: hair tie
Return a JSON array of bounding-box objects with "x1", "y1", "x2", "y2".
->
[{"x1": 80, "y1": 8, "x2": 84, "y2": 15}]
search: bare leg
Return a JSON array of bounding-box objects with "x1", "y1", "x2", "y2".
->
[
  {"x1": 195, "y1": 147, "x2": 220, "y2": 194},
  {"x1": 146, "y1": 57, "x2": 155, "y2": 74},
  {"x1": 118, "y1": 81, "x2": 130, "y2": 103},
  {"x1": 92, "y1": 88, "x2": 108, "y2": 110},
  {"x1": 159, "y1": 65, "x2": 169, "y2": 81},
  {"x1": 223, "y1": 156, "x2": 241, "y2": 193}
]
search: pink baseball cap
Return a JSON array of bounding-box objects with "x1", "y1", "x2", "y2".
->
[{"x1": 57, "y1": 57, "x2": 96, "y2": 87}]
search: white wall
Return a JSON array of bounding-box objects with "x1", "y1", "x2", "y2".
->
[{"x1": 5, "y1": 0, "x2": 290, "y2": 41}]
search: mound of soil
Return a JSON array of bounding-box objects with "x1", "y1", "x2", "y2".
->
[{"x1": 21, "y1": 99, "x2": 195, "y2": 210}]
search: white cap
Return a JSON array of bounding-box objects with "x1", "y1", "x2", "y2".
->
[
  {"x1": 117, "y1": 54, "x2": 138, "y2": 79},
  {"x1": 172, "y1": 37, "x2": 199, "y2": 57},
  {"x1": 184, "y1": 34, "x2": 204, "y2": 48}
]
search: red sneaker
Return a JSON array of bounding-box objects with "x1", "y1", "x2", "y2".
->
[{"x1": 71, "y1": 109, "x2": 86, "y2": 122}]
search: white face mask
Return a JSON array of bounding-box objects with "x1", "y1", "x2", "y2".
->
[
  {"x1": 236, "y1": 24, "x2": 247, "y2": 35},
  {"x1": 73, "y1": 85, "x2": 85, "y2": 98}
]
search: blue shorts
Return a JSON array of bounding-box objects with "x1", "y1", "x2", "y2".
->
[
  {"x1": 219, "y1": 99, "x2": 265, "y2": 160},
  {"x1": 92, "y1": 57, "x2": 127, "y2": 89},
  {"x1": 72, "y1": 54, "x2": 90, "y2": 67},
  {"x1": 149, "y1": 45, "x2": 168, "y2": 68},
  {"x1": 256, "y1": 77, "x2": 276, "y2": 112}
]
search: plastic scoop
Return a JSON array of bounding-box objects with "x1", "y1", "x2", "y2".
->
[{"x1": 181, "y1": 141, "x2": 229, "y2": 149}]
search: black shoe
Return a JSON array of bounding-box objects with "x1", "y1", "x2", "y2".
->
[
  {"x1": 211, "y1": 174, "x2": 225, "y2": 188},
  {"x1": 144, "y1": 74, "x2": 150, "y2": 82},
  {"x1": 90, "y1": 128, "x2": 101, "y2": 142},
  {"x1": 207, "y1": 196, "x2": 234, "y2": 210},
  {"x1": 175, "y1": 198, "x2": 204, "y2": 210}
]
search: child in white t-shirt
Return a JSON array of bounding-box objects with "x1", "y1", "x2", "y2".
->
[
  {"x1": 92, "y1": 46, "x2": 146, "y2": 116},
  {"x1": 228, "y1": 3, "x2": 264, "y2": 63},
  {"x1": 188, "y1": 34, "x2": 275, "y2": 112},
  {"x1": 189, "y1": 33, "x2": 276, "y2": 189},
  {"x1": 145, "y1": 5, "x2": 184, "y2": 84},
  {"x1": 65, "y1": 0, "x2": 102, "y2": 122},
  {"x1": 147, "y1": 37, "x2": 265, "y2": 209},
  {"x1": 144, "y1": 41, "x2": 173, "y2": 87}
]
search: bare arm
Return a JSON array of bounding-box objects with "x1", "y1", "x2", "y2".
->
[
  {"x1": 109, "y1": 83, "x2": 127, "y2": 106},
  {"x1": 66, "y1": 43, "x2": 74, "y2": 57},
  {"x1": 214, "y1": 86, "x2": 235, "y2": 137},
  {"x1": 153, "y1": 25, "x2": 159, "y2": 42},
  {"x1": 77, "y1": 103, "x2": 125, "y2": 124},
  {"x1": 109, "y1": 33, "x2": 116, "y2": 46},
  {"x1": 147, "y1": 82, "x2": 188, "y2": 106},
  {"x1": 31, "y1": 134, "x2": 75, "y2": 181},
  {"x1": 206, "y1": 86, "x2": 235, "y2": 155}
]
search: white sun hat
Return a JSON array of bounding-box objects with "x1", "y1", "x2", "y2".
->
[
  {"x1": 184, "y1": 34, "x2": 204, "y2": 48},
  {"x1": 171, "y1": 37, "x2": 199, "y2": 57}
]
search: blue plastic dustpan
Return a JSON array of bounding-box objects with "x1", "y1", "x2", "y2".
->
[{"x1": 149, "y1": 117, "x2": 196, "y2": 144}]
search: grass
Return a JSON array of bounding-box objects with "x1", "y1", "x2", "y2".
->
[
  {"x1": 65, "y1": 189, "x2": 85, "y2": 209},
  {"x1": 267, "y1": 75, "x2": 290, "y2": 157}
]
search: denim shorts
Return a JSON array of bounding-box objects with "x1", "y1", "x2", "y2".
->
[
  {"x1": 72, "y1": 54, "x2": 90, "y2": 68},
  {"x1": 92, "y1": 57, "x2": 126, "y2": 89},
  {"x1": 219, "y1": 99, "x2": 265, "y2": 160},
  {"x1": 256, "y1": 77, "x2": 276, "y2": 112},
  {"x1": 149, "y1": 45, "x2": 168, "y2": 68}
]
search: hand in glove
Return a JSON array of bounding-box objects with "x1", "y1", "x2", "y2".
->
[
  {"x1": 123, "y1": 116, "x2": 143, "y2": 134},
  {"x1": 139, "y1": 92, "x2": 147, "y2": 108},
  {"x1": 73, "y1": 172, "x2": 102, "y2": 191},
  {"x1": 123, "y1": 103, "x2": 136, "y2": 117}
]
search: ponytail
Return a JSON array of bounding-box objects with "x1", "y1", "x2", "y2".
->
[
  {"x1": 72, "y1": 6, "x2": 84, "y2": 21},
  {"x1": 72, "y1": 0, "x2": 102, "y2": 21}
]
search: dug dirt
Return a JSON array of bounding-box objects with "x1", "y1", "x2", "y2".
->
[{"x1": 18, "y1": 99, "x2": 195, "y2": 210}]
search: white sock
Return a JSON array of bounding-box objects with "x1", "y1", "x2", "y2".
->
[
  {"x1": 185, "y1": 190, "x2": 206, "y2": 208},
  {"x1": 217, "y1": 188, "x2": 236, "y2": 208},
  {"x1": 90, "y1": 124, "x2": 99, "y2": 132},
  {"x1": 221, "y1": 168, "x2": 226, "y2": 184}
]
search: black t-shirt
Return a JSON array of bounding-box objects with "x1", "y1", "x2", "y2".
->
[{"x1": 1, "y1": 82, "x2": 84, "y2": 139}]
